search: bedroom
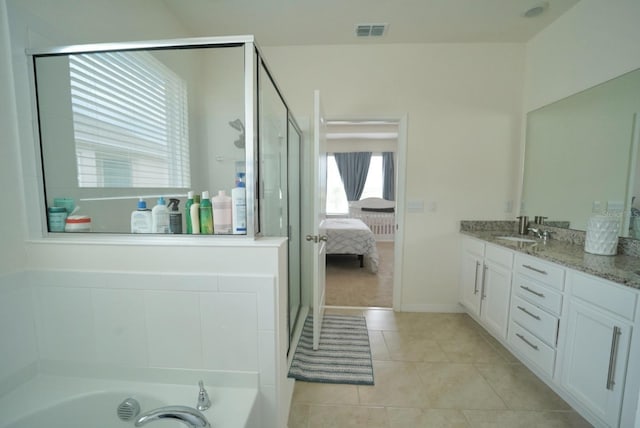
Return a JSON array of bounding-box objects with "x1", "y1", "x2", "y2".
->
[{"x1": 324, "y1": 120, "x2": 399, "y2": 308}]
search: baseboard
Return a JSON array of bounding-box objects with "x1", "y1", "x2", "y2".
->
[{"x1": 399, "y1": 303, "x2": 464, "y2": 313}]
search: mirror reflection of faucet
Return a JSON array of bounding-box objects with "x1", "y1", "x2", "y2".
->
[{"x1": 197, "y1": 380, "x2": 211, "y2": 411}]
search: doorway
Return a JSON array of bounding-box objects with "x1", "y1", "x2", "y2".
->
[{"x1": 322, "y1": 118, "x2": 405, "y2": 309}]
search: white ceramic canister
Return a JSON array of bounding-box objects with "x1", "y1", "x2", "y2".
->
[{"x1": 65, "y1": 215, "x2": 92, "y2": 232}]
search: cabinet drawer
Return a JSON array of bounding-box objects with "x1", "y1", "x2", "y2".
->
[
  {"x1": 569, "y1": 271, "x2": 637, "y2": 321},
  {"x1": 515, "y1": 254, "x2": 565, "y2": 291},
  {"x1": 463, "y1": 237, "x2": 485, "y2": 257},
  {"x1": 511, "y1": 295, "x2": 559, "y2": 347},
  {"x1": 508, "y1": 321, "x2": 555, "y2": 377},
  {"x1": 486, "y1": 244, "x2": 514, "y2": 269},
  {"x1": 514, "y1": 274, "x2": 563, "y2": 316}
]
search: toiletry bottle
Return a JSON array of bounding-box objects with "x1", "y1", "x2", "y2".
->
[
  {"x1": 185, "y1": 191, "x2": 194, "y2": 234},
  {"x1": 232, "y1": 173, "x2": 247, "y2": 234},
  {"x1": 190, "y1": 195, "x2": 201, "y2": 235},
  {"x1": 199, "y1": 191, "x2": 214, "y2": 235},
  {"x1": 212, "y1": 190, "x2": 232, "y2": 234},
  {"x1": 131, "y1": 198, "x2": 152, "y2": 233},
  {"x1": 151, "y1": 196, "x2": 170, "y2": 233},
  {"x1": 168, "y1": 198, "x2": 182, "y2": 234}
]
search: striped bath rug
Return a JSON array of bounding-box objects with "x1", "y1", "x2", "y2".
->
[{"x1": 288, "y1": 314, "x2": 374, "y2": 385}]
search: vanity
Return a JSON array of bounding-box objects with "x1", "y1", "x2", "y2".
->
[{"x1": 460, "y1": 221, "x2": 640, "y2": 428}]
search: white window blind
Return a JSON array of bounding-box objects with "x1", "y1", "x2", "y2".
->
[{"x1": 69, "y1": 51, "x2": 190, "y2": 188}]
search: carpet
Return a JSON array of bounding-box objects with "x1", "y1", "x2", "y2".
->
[{"x1": 288, "y1": 314, "x2": 374, "y2": 385}]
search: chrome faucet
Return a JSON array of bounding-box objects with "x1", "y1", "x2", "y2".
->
[
  {"x1": 197, "y1": 380, "x2": 211, "y2": 411},
  {"x1": 528, "y1": 227, "x2": 551, "y2": 241},
  {"x1": 134, "y1": 406, "x2": 211, "y2": 428}
]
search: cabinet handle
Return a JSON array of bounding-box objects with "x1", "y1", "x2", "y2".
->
[
  {"x1": 606, "y1": 326, "x2": 622, "y2": 390},
  {"x1": 520, "y1": 285, "x2": 545, "y2": 298},
  {"x1": 473, "y1": 261, "x2": 480, "y2": 295},
  {"x1": 516, "y1": 333, "x2": 539, "y2": 350},
  {"x1": 481, "y1": 264, "x2": 488, "y2": 300},
  {"x1": 517, "y1": 305, "x2": 541, "y2": 320},
  {"x1": 523, "y1": 264, "x2": 548, "y2": 275}
]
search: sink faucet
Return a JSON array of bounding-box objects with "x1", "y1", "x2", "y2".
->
[
  {"x1": 528, "y1": 227, "x2": 551, "y2": 241},
  {"x1": 134, "y1": 406, "x2": 211, "y2": 428}
]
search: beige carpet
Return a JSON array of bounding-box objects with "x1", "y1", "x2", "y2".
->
[{"x1": 325, "y1": 241, "x2": 394, "y2": 307}]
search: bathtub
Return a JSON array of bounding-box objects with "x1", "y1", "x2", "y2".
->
[{"x1": 0, "y1": 375, "x2": 258, "y2": 428}]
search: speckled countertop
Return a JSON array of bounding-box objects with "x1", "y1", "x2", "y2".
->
[{"x1": 460, "y1": 221, "x2": 640, "y2": 290}]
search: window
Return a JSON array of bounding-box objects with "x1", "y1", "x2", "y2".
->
[
  {"x1": 69, "y1": 51, "x2": 190, "y2": 188},
  {"x1": 326, "y1": 153, "x2": 383, "y2": 214}
]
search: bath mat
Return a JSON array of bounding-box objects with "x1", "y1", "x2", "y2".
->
[{"x1": 288, "y1": 314, "x2": 374, "y2": 385}]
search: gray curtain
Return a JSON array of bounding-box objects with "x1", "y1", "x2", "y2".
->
[
  {"x1": 334, "y1": 152, "x2": 372, "y2": 201},
  {"x1": 382, "y1": 152, "x2": 395, "y2": 201}
]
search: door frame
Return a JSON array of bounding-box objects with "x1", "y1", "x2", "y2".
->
[{"x1": 323, "y1": 114, "x2": 408, "y2": 311}]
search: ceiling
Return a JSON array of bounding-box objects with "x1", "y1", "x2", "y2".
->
[{"x1": 162, "y1": 0, "x2": 581, "y2": 46}]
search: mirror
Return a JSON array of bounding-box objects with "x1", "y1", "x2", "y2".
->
[
  {"x1": 34, "y1": 44, "x2": 248, "y2": 233},
  {"x1": 522, "y1": 68, "x2": 640, "y2": 238}
]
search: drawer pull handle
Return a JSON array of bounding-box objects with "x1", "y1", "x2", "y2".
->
[
  {"x1": 523, "y1": 264, "x2": 548, "y2": 275},
  {"x1": 481, "y1": 264, "x2": 488, "y2": 300},
  {"x1": 516, "y1": 333, "x2": 539, "y2": 351},
  {"x1": 517, "y1": 305, "x2": 541, "y2": 320},
  {"x1": 606, "y1": 326, "x2": 622, "y2": 390},
  {"x1": 520, "y1": 285, "x2": 545, "y2": 298},
  {"x1": 473, "y1": 261, "x2": 480, "y2": 295}
]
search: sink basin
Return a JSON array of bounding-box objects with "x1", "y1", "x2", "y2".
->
[{"x1": 496, "y1": 236, "x2": 537, "y2": 243}]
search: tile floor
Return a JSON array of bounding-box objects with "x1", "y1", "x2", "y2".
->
[{"x1": 288, "y1": 308, "x2": 592, "y2": 428}]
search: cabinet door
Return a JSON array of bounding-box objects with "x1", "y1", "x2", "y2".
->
[
  {"x1": 481, "y1": 261, "x2": 512, "y2": 339},
  {"x1": 460, "y1": 250, "x2": 483, "y2": 317},
  {"x1": 560, "y1": 300, "x2": 631, "y2": 427}
]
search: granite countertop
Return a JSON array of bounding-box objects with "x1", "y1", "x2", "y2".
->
[{"x1": 460, "y1": 226, "x2": 640, "y2": 290}]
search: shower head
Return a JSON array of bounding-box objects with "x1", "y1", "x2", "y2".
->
[{"x1": 229, "y1": 119, "x2": 245, "y2": 148}]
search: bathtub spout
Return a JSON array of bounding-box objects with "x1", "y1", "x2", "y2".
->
[{"x1": 134, "y1": 405, "x2": 211, "y2": 428}]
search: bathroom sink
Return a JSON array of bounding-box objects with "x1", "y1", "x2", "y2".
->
[{"x1": 496, "y1": 236, "x2": 537, "y2": 243}]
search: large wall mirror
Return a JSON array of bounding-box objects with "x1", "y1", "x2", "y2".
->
[
  {"x1": 521, "y1": 68, "x2": 640, "y2": 238},
  {"x1": 33, "y1": 43, "x2": 250, "y2": 234}
]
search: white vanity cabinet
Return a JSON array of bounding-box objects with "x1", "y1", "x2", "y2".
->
[
  {"x1": 559, "y1": 270, "x2": 637, "y2": 428},
  {"x1": 460, "y1": 237, "x2": 513, "y2": 339}
]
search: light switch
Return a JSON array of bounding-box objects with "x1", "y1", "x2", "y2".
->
[{"x1": 407, "y1": 200, "x2": 424, "y2": 213}]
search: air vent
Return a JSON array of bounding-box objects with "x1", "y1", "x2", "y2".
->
[{"x1": 356, "y1": 23, "x2": 388, "y2": 37}]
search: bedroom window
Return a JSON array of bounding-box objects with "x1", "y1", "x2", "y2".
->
[
  {"x1": 326, "y1": 154, "x2": 383, "y2": 214},
  {"x1": 69, "y1": 51, "x2": 190, "y2": 188}
]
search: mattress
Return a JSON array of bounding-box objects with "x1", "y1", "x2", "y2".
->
[{"x1": 323, "y1": 218, "x2": 379, "y2": 273}]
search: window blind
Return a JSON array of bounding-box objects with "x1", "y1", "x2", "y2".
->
[{"x1": 69, "y1": 51, "x2": 190, "y2": 188}]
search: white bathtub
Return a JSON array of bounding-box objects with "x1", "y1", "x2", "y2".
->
[{"x1": 0, "y1": 375, "x2": 258, "y2": 428}]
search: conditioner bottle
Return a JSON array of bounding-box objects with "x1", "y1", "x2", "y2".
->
[
  {"x1": 190, "y1": 194, "x2": 201, "y2": 235},
  {"x1": 151, "y1": 196, "x2": 170, "y2": 233},
  {"x1": 199, "y1": 191, "x2": 214, "y2": 235},
  {"x1": 232, "y1": 173, "x2": 247, "y2": 234},
  {"x1": 185, "y1": 191, "x2": 194, "y2": 234},
  {"x1": 212, "y1": 190, "x2": 232, "y2": 234}
]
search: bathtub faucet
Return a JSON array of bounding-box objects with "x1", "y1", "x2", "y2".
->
[{"x1": 134, "y1": 405, "x2": 211, "y2": 428}]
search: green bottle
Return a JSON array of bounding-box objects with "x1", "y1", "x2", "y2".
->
[
  {"x1": 199, "y1": 191, "x2": 214, "y2": 235},
  {"x1": 185, "y1": 191, "x2": 194, "y2": 234}
]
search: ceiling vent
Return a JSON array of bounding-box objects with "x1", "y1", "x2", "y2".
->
[{"x1": 356, "y1": 23, "x2": 387, "y2": 37}]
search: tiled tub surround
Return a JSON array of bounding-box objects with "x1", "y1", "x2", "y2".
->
[
  {"x1": 459, "y1": 220, "x2": 640, "y2": 428},
  {"x1": 0, "y1": 263, "x2": 288, "y2": 428},
  {"x1": 460, "y1": 220, "x2": 640, "y2": 289}
]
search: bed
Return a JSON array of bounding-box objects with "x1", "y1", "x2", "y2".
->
[
  {"x1": 349, "y1": 197, "x2": 396, "y2": 241},
  {"x1": 323, "y1": 218, "x2": 379, "y2": 273}
]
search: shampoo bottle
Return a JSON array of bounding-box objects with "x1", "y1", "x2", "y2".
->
[
  {"x1": 212, "y1": 190, "x2": 232, "y2": 234},
  {"x1": 190, "y1": 195, "x2": 201, "y2": 235},
  {"x1": 232, "y1": 173, "x2": 247, "y2": 234},
  {"x1": 168, "y1": 198, "x2": 182, "y2": 234},
  {"x1": 199, "y1": 191, "x2": 214, "y2": 235},
  {"x1": 151, "y1": 196, "x2": 170, "y2": 233},
  {"x1": 185, "y1": 191, "x2": 194, "y2": 234},
  {"x1": 131, "y1": 198, "x2": 152, "y2": 233}
]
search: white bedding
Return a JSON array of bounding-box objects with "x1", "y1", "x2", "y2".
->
[{"x1": 323, "y1": 218, "x2": 379, "y2": 273}]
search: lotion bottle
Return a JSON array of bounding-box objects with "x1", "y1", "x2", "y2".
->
[
  {"x1": 185, "y1": 191, "x2": 194, "y2": 234},
  {"x1": 151, "y1": 196, "x2": 170, "y2": 233},
  {"x1": 212, "y1": 190, "x2": 232, "y2": 234},
  {"x1": 199, "y1": 191, "x2": 214, "y2": 235},
  {"x1": 190, "y1": 194, "x2": 201, "y2": 235},
  {"x1": 130, "y1": 198, "x2": 152, "y2": 233},
  {"x1": 232, "y1": 173, "x2": 247, "y2": 234}
]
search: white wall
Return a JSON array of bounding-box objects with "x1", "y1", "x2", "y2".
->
[{"x1": 264, "y1": 43, "x2": 525, "y2": 311}]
